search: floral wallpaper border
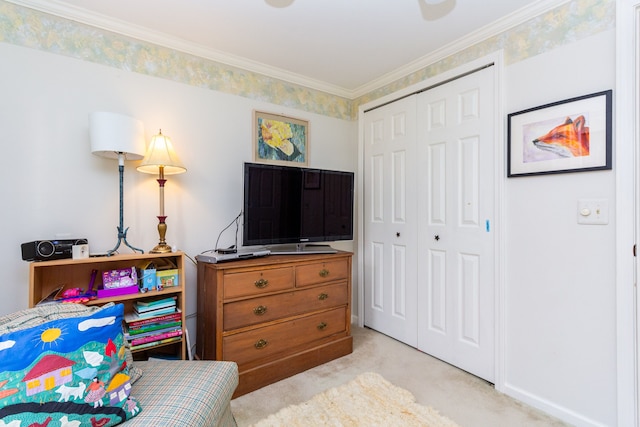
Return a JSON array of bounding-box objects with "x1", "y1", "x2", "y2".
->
[{"x1": 0, "y1": 0, "x2": 614, "y2": 122}]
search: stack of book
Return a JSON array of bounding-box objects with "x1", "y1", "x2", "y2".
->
[{"x1": 124, "y1": 297, "x2": 182, "y2": 351}]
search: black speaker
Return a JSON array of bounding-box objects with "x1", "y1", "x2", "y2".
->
[{"x1": 21, "y1": 239, "x2": 88, "y2": 261}]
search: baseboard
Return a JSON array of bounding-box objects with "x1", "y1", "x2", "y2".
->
[{"x1": 503, "y1": 383, "x2": 608, "y2": 427}]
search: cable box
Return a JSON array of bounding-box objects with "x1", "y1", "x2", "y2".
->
[{"x1": 196, "y1": 248, "x2": 270, "y2": 264}]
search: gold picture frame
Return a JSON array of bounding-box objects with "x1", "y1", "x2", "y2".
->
[{"x1": 253, "y1": 110, "x2": 309, "y2": 166}]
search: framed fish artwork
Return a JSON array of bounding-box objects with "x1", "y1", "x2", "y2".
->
[
  {"x1": 507, "y1": 90, "x2": 612, "y2": 177},
  {"x1": 253, "y1": 111, "x2": 309, "y2": 166}
]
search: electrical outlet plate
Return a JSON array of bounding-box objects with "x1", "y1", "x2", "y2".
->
[
  {"x1": 72, "y1": 244, "x2": 90, "y2": 259},
  {"x1": 577, "y1": 199, "x2": 608, "y2": 225}
]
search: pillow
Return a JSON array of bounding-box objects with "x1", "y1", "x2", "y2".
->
[
  {"x1": 0, "y1": 303, "x2": 142, "y2": 426},
  {"x1": 0, "y1": 303, "x2": 143, "y2": 384},
  {"x1": 0, "y1": 303, "x2": 100, "y2": 333}
]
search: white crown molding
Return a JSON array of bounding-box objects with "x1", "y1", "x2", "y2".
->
[
  {"x1": 7, "y1": 0, "x2": 570, "y2": 101},
  {"x1": 350, "y1": 0, "x2": 571, "y2": 98},
  {"x1": 5, "y1": 0, "x2": 353, "y2": 98}
]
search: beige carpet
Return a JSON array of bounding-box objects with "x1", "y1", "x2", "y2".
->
[{"x1": 250, "y1": 372, "x2": 460, "y2": 427}]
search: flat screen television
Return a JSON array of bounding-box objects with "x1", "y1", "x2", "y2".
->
[{"x1": 243, "y1": 162, "x2": 354, "y2": 254}]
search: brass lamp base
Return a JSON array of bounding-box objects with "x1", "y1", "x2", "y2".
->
[
  {"x1": 150, "y1": 216, "x2": 172, "y2": 253},
  {"x1": 149, "y1": 243, "x2": 172, "y2": 254}
]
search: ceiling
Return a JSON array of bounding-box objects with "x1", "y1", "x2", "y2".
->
[{"x1": 13, "y1": 0, "x2": 564, "y2": 98}]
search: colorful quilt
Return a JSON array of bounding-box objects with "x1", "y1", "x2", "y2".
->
[{"x1": 0, "y1": 303, "x2": 142, "y2": 426}]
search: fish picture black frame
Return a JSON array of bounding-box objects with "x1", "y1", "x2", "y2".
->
[{"x1": 507, "y1": 90, "x2": 612, "y2": 177}]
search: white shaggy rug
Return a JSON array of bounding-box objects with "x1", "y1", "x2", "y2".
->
[{"x1": 251, "y1": 372, "x2": 460, "y2": 426}]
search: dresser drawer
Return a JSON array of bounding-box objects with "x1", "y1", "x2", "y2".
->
[
  {"x1": 295, "y1": 259, "x2": 349, "y2": 287},
  {"x1": 223, "y1": 282, "x2": 348, "y2": 330},
  {"x1": 224, "y1": 267, "x2": 294, "y2": 299},
  {"x1": 223, "y1": 307, "x2": 347, "y2": 367}
]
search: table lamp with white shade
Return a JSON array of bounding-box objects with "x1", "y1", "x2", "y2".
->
[{"x1": 137, "y1": 130, "x2": 186, "y2": 254}]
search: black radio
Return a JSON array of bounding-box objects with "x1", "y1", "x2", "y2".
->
[{"x1": 21, "y1": 239, "x2": 88, "y2": 261}]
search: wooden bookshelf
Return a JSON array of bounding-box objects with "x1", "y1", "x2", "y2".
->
[{"x1": 28, "y1": 252, "x2": 187, "y2": 360}]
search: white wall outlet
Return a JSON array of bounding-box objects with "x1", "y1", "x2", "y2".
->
[
  {"x1": 577, "y1": 199, "x2": 608, "y2": 225},
  {"x1": 72, "y1": 244, "x2": 89, "y2": 259}
]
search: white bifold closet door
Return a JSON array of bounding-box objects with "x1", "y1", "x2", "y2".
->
[
  {"x1": 364, "y1": 66, "x2": 495, "y2": 382},
  {"x1": 363, "y1": 94, "x2": 419, "y2": 347}
]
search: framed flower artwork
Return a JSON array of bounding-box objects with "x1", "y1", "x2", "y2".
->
[{"x1": 253, "y1": 111, "x2": 309, "y2": 166}]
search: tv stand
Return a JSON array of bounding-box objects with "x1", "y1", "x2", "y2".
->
[
  {"x1": 196, "y1": 251, "x2": 353, "y2": 396},
  {"x1": 268, "y1": 243, "x2": 338, "y2": 255}
]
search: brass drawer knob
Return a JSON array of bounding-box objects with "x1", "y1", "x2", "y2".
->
[
  {"x1": 253, "y1": 305, "x2": 268, "y2": 315},
  {"x1": 254, "y1": 278, "x2": 269, "y2": 288},
  {"x1": 319, "y1": 269, "x2": 330, "y2": 277},
  {"x1": 317, "y1": 322, "x2": 327, "y2": 330},
  {"x1": 318, "y1": 293, "x2": 329, "y2": 300},
  {"x1": 255, "y1": 339, "x2": 268, "y2": 349}
]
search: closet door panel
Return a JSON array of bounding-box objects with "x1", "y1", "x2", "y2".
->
[
  {"x1": 363, "y1": 95, "x2": 418, "y2": 347},
  {"x1": 416, "y1": 66, "x2": 495, "y2": 382}
]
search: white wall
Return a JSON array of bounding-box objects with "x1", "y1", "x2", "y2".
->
[
  {"x1": 503, "y1": 30, "x2": 617, "y2": 426},
  {"x1": 0, "y1": 43, "x2": 357, "y2": 338}
]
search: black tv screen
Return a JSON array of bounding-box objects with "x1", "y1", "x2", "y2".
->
[{"x1": 243, "y1": 162, "x2": 354, "y2": 247}]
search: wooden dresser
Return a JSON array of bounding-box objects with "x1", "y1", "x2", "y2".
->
[{"x1": 196, "y1": 251, "x2": 353, "y2": 397}]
